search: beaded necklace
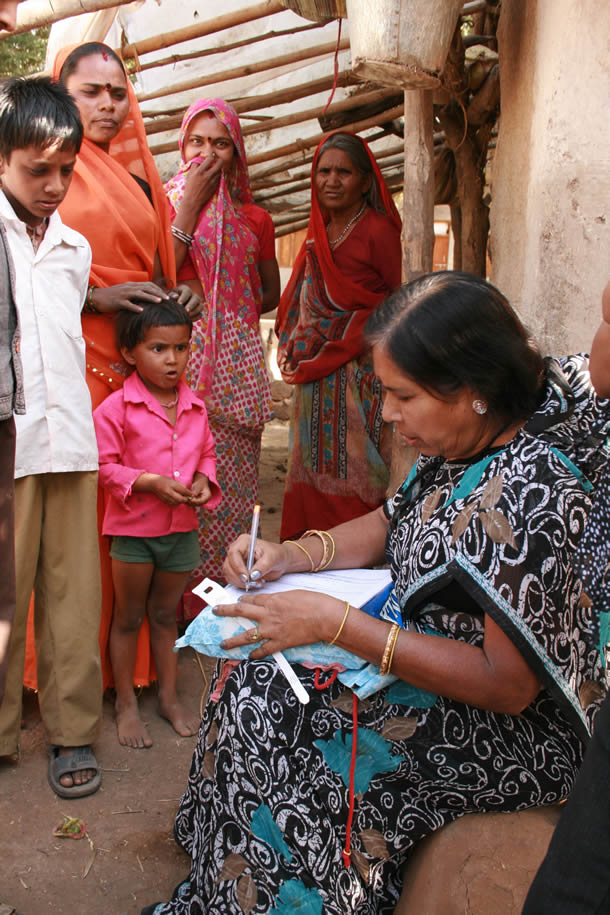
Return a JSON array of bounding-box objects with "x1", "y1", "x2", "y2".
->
[{"x1": 327, "y1": 201, "x2": 366, "y2": 249}]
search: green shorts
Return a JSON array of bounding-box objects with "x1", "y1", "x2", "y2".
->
[{"x1": 110, "y1": 530, "x2": 200, "y2": 572}]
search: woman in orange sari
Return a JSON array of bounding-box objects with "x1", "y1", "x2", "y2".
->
[
  {"x1": 275, "y1": 132, "x2": 402, "y2": 539},
  {"x1": 24, "y1": 42, "x2": 199, "y2": 708}
]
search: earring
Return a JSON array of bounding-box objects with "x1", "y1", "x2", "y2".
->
[{"x1": 472, "y1": 399, "x2": 488, "y2": 415}]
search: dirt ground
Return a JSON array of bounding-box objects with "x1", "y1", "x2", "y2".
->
[{"x1": 0, "y1": 418, "x2": 289, "y2": 915}]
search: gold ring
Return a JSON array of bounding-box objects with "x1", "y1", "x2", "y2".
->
[{"x1": 247, "y1": 627, "x2": 260, "y2": 642}]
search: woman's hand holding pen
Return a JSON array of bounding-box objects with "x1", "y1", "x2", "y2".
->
[{"x1": 223, "y1": 535, "x2": 293, "y2": 588}]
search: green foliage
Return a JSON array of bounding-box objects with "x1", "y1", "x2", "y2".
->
[{"x1": 0, "y1": 27, "x2": 49, "y2": 80}]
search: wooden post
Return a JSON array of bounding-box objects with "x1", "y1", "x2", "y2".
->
[
  {"x1": 389, "y1": 88, "x2": 435, "y2": 491},
  {"x1": 0, "y1": 0, "x2": 134, "y2": 36},
  {"x1": 402, "y1": 89, "x2": 435, "y2": 282},
  {"x1": 136, "y1": 37, "x2": 350, "y2": 103},
  {"x1": 120, "y1": 0, "x2": 285, "y2": 59}
]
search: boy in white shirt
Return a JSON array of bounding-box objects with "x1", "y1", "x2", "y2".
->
[
  {"x1": 0, "y1": 76, "x2": 102, "y2": 797},
  {"x1": 0, "y1": 0, "x2": 25, "y2": 705}
]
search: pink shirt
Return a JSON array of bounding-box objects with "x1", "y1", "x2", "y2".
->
[{"x1": 93, "y1": 372, "x2": 221, "y2": 537}]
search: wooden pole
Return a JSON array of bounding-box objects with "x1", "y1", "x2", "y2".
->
[
  {"x1": 245, "y1": 103, "x2": 405, "y2": 167},
  {"x1": 144, "y1": 70, "x2": 358, "y2": 137},
  {"x1": 148, "y1": 77, "x2": 392, "y2": 160},
  {"x1": 248, "y1": 127, "x2": 392, "y2": 182},
  {"x1": 402, "y1": 90, "x2": 435, "y2": 282},
  {"x1": 0, "y1": 0, "x2": 133, "y2": 37},
  {"x1": 150, "y1": 103, "x2": 403, "y2": 158},
  {"x1": 242, "y1": 87, "x2": 398, "y2": 137},
  {"x1": 275, "y1": 218, "x2": 311, "y2": 237},
  {"x1": 121, "y1": 0, "x2": 286, "y2": 59},
  {"x1": 136, "y1": 37, "x2": 350, "y2": 103},
  {"x1": 389, "y1": 88, "x2": 436, "y2": 492},
  {"x1": 134, "y1": 21, "x2": 325, "y2": 74}
]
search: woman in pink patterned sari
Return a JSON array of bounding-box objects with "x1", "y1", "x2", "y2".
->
[{"x1": 165, "y1": 99, "x2": 280, "y2": 615}]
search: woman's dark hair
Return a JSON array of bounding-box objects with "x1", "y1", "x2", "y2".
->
[
  {"x1": 365, "y1": 271, "x2": 546, "y2": 423},
  {"x1": 59, "y1": 42, "x2": 126, "y2": 84},
  {"x1": 0, "y1": 76, "x2": 83, "y2": 158},
  {"x1": 316, "y1": 132, "x2": 382, "y2": 211},
  {"x1": 115, "y1": 299, "x2": 193, "y2": 352}
]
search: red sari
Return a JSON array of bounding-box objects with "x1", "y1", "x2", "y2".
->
[
  {"x1": 275, "y1": 134, "x2": 401, "y2": 539},
  {"x1": 24, "y1": 44, "x2": 176, "y2": 692}
]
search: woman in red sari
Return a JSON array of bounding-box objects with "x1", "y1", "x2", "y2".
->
[{"x1": 275, "y1": 132, "x2": 402, "y2": 540}]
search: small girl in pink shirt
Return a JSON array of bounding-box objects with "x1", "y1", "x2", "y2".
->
[{"x1": 93, "y1": 299, "x2": 221, "y2": 749}]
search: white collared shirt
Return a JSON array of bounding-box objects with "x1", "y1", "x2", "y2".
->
[{"x1": 0, "y1": 192, "x2": 98, "y2": 478}]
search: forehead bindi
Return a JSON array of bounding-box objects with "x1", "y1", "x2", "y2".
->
[{"x1": 70, "y1": 55, "x2": 127, "y2": 89}]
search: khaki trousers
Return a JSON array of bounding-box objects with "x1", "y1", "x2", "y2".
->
[
  {"x1": 0, "y1": 471, "x2": 102, "y2": 755},
  {"x1": 0, "y1": 417, "x2": 16, "y2": 702}
]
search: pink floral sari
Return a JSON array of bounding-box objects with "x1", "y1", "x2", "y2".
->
[{"x1": 165, "y1": 98, "x2": 271, "y2": 432}]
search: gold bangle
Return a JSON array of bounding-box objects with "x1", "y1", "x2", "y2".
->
[
  {"x1": 380, "y1": 623, "x2": 400, "y2": 676},
  {"x1": 328, "y1": 601, "x2": 351, "y2": 646},
  {"x1": 386, "y1": 625, "x2": 401, "y2": 676},
  {"x1": 284, "y1": 539, "x2": 315, "y2": 572},
  {"x1": 317, "y1": 531, "x2": 335, "y2": 571},
  {"x1": 301, "y1": 529, "x2": 335, "y2": 572}
]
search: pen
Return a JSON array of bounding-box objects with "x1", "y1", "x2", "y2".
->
[{"x1": 245, "y1": 504, "x2": 260, "y2": 591}]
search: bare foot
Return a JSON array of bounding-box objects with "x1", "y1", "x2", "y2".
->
[
  {"x1": 159, "y1": 697, "x2": 199, "y2": 738},
  {"x1": 115, "y1": 696, "x2": 153, "y2": 749}
]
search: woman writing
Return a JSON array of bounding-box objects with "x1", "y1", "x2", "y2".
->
[
  {"x1": 275, "y1": 132, "x2": 402, "y2": 540},
  {"x1": 165, "y1": 98, "x2": 280, "y2": 600},
  {"x1": 25, "y1": 43, "x2": 200, "y2": 734},
  {"x1": 145, "y1": 272, "x2": 607, "y2": 913}
]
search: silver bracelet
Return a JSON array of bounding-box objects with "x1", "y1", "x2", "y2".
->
[{"x1": 171, "y1": 225, "x2": 194, "y2": 247}]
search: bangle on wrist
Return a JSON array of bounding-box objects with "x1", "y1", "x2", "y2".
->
[
  {"x1": 171, "y1": 225, "x2": 194, "y2": 247},
  {"x1": 83, "y1": 284, "x2": 99, "y2": 313},
  {"x1": 379, "y1": 623, "x2": 401, "y2": 676},
  {"x1": 301, "y1": 529, "x2": 336, "y2": 572},
  {"x1": 328, "y1": 601, "x2": 351, "y2": 646},
  {"x1": 284, "y1": 539, "x2": 315, "y2": 572}
]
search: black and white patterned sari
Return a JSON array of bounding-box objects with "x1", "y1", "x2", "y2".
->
[{"x1": 148, "y1": 356, "x2": 608, "y2": 915}]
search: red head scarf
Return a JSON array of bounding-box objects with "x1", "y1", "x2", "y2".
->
[
  {"x1": 275, "y1": 132, "x2": 401, "y2": 384},
  {"x1": 52, "y1": 43, "x2": 176, "y2": 406}
]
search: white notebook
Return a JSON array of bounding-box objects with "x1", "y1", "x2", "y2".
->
[{"x1": 204, "y1": 567, "x2": 393, "y2": 608}]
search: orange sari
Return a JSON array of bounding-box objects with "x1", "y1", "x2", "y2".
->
[{"x1": 24, "y1": 44, "x2": 176, "y2": 691}]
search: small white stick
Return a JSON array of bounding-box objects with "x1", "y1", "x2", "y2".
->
[{"x1": 237, "y1": 617, "x2": 309, "y2": 705}]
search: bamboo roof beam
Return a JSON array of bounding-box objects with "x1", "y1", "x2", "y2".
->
[
  {"x1": 275, "y1": 219, "x2": 310, "y2": 238},
  {"x1": 136, "y1": 37, "x2": 350, "y2": 104},
  {"x1": 134, "y1": 21, "x2": 325, "y2": 74},
  {"x1": 252, "y1": 149, "x2": 406, "y2": 196},
  {"x1": 143, "y1": 70, "x2": 358, "y2": 121},
  {"x1": 241, "y1": 87, "x2": 399, "y2": 137},
  {"x1": 248, "y1": 128, "x2": 394, "y2": 182},
  {"x1": 150, "y1": 102, "x2": 402, "y2": 159},
  {"x1": 257, "y1": 179, "x2": 311, "y2": 201},
  {"x1": 120, "y1": 0, "x2": 286, "y2": 60},
  {"x1": 0, "y1": 0, "x2": 133, "y2": 37},
  {"x1": 144, "y1": 70, "x2": 358, "y2": 137},
  {"x1": 246, "y1": 103, "x2": 405, "y2": 167},
  {"x1": 271, "y1": 211, "x2": 311, "y2": 227}
]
